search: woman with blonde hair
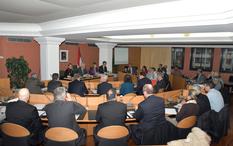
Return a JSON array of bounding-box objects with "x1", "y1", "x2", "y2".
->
[
  {"x1": 176, "y1": 89, "x2": 199, "y2": 122},
  {"x1": 192, "y1": 84, "x2": 211, "y2": 116}
]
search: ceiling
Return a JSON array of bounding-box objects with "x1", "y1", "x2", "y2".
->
[
  {"x1": 1, "y1": 0, "x2": 233, "y2": 45},
  {"x1": 0, "y1": 0, "x2": 176, "y2": 23}
]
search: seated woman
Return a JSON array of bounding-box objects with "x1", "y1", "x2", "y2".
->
[
  {"x1": 176, "y1": 89, "x2": 199, "y2": 122},
  {"x1": 191, "y1": 85, "x2": 211, "y2": 116},
  {"x1": 120, "y1": 74, "x2": 134, "y2": 96}
]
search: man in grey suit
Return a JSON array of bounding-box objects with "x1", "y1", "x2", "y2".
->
[{"x1": 44, "y1": 87, "x2": 87, "y2": 145}]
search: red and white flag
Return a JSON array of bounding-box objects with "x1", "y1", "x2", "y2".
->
[{"x1": 77, "y1": 47, "x2": 83, "y2": 66}]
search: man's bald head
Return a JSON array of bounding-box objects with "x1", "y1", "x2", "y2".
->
[
  {"x1": 143, "y1": 84, "x2": 154, "y2": 97},
  {"x1": 18, "y1": 88, "x2": 30, "y2": 102}
]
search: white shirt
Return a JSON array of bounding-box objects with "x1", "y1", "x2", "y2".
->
[{"x1": 207, "y1": 88, "x2": 224, "y2": 112}]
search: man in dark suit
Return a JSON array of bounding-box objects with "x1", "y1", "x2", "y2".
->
[
  {"x1": 25, "y1": 73, "x2": 44, "y2": 94},
  {"x1": 77, "y1": 63, "x2": 88, "y2": 76},
  {"x1": 130, "y1": 84, "x2": 167, "y2": 144},
  {"x1": 68, "y1": 73, "x2": 88, "y2": 97},
  {"x1": 154, "y1": 72, "x2": 167, "y2": 93},
  {"x1": 97, "y1": 74, "x2": 113, "y2": 95},
  {"x1": 64, "y1": 63, "x2": 74, "y2": 78},
  {"x1": 5, "y1": 88, "x2": 44, "y2": 145},
  {"x1": 47, "y1": 73, "x2": 62, "y2": 93},
  {"x1": 136, "y1": 72, "x2": 152, "y2": 95},
  {"x1": 94, "y1": 88, "x2": 128, "y2": 145},
  {"x1": 124, "y1": 64, "x2": 137, "y2": 75},
  {"x1": 99, "y1": 61, "x2": 108, "y2": 74},
  {"x1": 44, "y1": 87, "x2": 87, "y2": 145}
]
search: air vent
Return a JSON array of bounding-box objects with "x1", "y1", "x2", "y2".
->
[
  {"x1": 64, "y1": 41, "x2": 79, "y2": 45},
  {"x1": 8, "y1": 37, "x2": 32, "y2": 42}
]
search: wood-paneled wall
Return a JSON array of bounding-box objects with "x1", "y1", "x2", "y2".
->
[{"x1": 140, "y1": 47, "x2": 171, "y2": 70}]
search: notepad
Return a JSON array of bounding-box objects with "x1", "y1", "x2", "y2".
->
[
  {"x1": 127, "y1": 111, "x2": 135, "y2": 119},
  {"x1": 75, "y1": 114, "x2": 80, "y2": 120},
  {"x1": 38, "y1": 111, "x2": 46, "y2": 117},
  {"x1": 165, "y1": 108, "x2": 177, "y2": 115},
  {"x1": 34, "y1": 104, "x2": 45, "y2": 110}
]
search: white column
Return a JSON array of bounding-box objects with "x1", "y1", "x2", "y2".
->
[
  {"x1": 35, "y1": 37, "x2": 65, "y2": 80},
  {"x1": 95, "y1": 43, "x2": 116, "y2": 72}
]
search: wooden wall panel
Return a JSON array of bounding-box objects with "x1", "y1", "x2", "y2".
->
[
  {"x1": 129, "y1": 47, "x2": 141, "y2": 69},
  {"x1": 140, "y1": 47, "x2": 171, "y2": 71}
]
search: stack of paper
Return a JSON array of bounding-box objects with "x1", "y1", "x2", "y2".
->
[{"x1": 165, "y1": 108, "x2": 177, "y2": 115}]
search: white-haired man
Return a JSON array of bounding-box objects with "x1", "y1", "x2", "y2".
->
[
  {"x1": 44, "y1": 87, "x2": 87, "y2": 145},
  {"x1": 97, "y1": 74, "x2": 112, "y2": 95},
  {"x1": 6, "y1": 88, "x2": 44, "y2": 145}
]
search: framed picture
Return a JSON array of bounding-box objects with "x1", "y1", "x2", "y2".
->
[
  {"x1": 171, "y1": 47, "x2": 185, "y2": 69},
  {"x1": 220, "y1": 48, "x2": 233, "y2": 73},
  {"x1": 60, "y1": 50, "x2": 68, "y2": 62},
  {"x1": 190, "y1": 48, "x2": 214, "y2": 71}
]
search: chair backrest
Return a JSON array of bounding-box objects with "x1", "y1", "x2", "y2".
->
[
  {"x1": 1, "y1": 123, "x2": 30, "y2": 137},
  {"x1": 177, "y1": 116, "x2": 197, "y2": 128},
  {"x1": 97, "y1": 125, "x2": 129, "y2": 139},
  {"x1": 45, "y1": 127, "x2": 78, "y2": 142}
]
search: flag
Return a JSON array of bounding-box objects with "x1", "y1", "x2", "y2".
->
[{"x1": 77, "y1": 47, "x2": 83, "y2": 66}]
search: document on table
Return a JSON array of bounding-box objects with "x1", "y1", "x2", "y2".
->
[
  {"x1": 38, "y1": 111, "x2": 46, "y2": 117},
  {"x1": 127, "y1": 111, "x2": 135, "y2": 119},
  {"x1": 34, "y1": 104, "x2": 45, "y2": 110},
  {"x1": 165, "y1": 108, "x2": 177, "y2": 115}
]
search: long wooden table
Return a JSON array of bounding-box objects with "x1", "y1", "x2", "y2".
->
[{"x1": 29, "y1": 89, "x2": 188, "y2": 136}]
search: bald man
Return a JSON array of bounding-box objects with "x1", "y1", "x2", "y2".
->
[
  {"x1": 5, "y1": 88, "x2": 44, "y2": 145},
  {"x1": 97, "y1": 74, "x2": 113, "y2": 95},
  {"x1": 130, "y1": 84, "x2": 167, "y2": 145}
]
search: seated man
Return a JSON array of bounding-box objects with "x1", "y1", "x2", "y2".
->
[
  {"x1": 5, "y1": 88, "x2": 44, "y2": 145},
  {"x1": 99, "y1": 61, "x2": 108, "y2": 74},
  {"x1": 130, "y1": 84, "x2": 167, "y2": 144},
  {"x1": 193, "y1": 69, "x2": 206, "y2": 84},
  {"x1": 47, "y1": 73, "x2": 62, "y2": 93},
  {"x1": 77, "y1": 63, "x2": 88, "y2": 76},
  {"x1": 44, "y1": 87, "x2": 87, "y2": 145},
  {"x1": 97, "y1": 74, "x2": 113, "y2": 95},
  {"x1": 25, "y1": 73, "x2": 44, "y2": 94},
  {"x1": 154, "y1": 72, "x2": 167, "y2": 93},
  {"x1": 94, "y1": 88, "x2": 127, "y2": 144},
  {"x1": 68, "y1": 73, "x2": 88, "y2": 97},
  {"x1": 136, "y1": 72, "x2": 152, "y2": 95},
  {"x1": 204, "y1": 80, "x2": 224, "y2": 112}
]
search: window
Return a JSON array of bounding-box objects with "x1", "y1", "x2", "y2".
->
[
  {"x1": 220, "y1": 48, "x2": 233, "y2": 73},
  {"x1": 190, "y1": 48, "x2": 214, "y2": 71},
  {"x1": 171, "y1": 47, "x2": 185, "y2": 69}
]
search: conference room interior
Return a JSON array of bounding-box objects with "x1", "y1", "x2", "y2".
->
[{"x1": 0, "y1": 0, "x2": 233, "y2": 146}]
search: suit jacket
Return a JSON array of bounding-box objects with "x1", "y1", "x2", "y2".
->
[
  {"x1": 97, "y1": 82, "x2": 113, "y2": 95},
  {"x1": 154, "y1": 79, "x2": 167, "y2": 93},
  {"x1": 47, "y1": 80, "x2": 62, "y2": 93},
  {"x1": 134, "y1": 95, "x2": 166, "y2": 130},
  {"x1": 120, "y1": 82, "x2": 134, "y2": 96},
  {"x1": 124, "y1": 66, "x2": 137, "y2": 74},
  {"x1": 68, "y1": 79, "x2": 88, "y2": 97},
  {"x1": 95, "y1": 101, "x2": 127, "y2": 132},
  {"x1": 136, "y1": 77, "x2": 152, "y2": 95},
  {"x1": 89, "y1": 67, "x2": 99, "y2": 75},
  {"x1": 99, "y1": 65, "x2": 107, "y2": 74},
  {"x1": 196, "y1": 93, "x2": 211, "y2": 116},
  {"x1": 5, "y1": 100, "x2": 44, "y2": 144},
  {"x1": 76, "y1": 67, "x2": 88, "y2": 76},
  {"x1": 176, "y1": 103, "x2": 199, "y2": 122},
  {"x1": 44, "y1": 100, "x2": 87, "y2": 133},
  {"x1": 64, "y1": 68, "x2": 74, "y2": 77},
  {"x1": 25, "y1": 77, "x2": 43, "y2": 94}
]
